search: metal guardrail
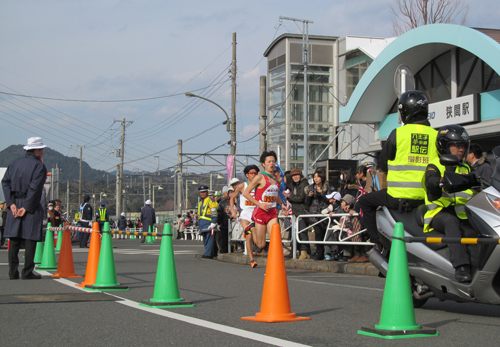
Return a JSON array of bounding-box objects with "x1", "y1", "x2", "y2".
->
[{"x1": 295, "y1": 213, "x2": 375, "y2": 247}]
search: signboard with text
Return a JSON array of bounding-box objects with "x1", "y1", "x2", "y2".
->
[{"x1": 428, "y1": 94, "x2": 479, "y2": 128}]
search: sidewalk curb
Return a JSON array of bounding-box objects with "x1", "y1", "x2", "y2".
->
[{"x1": 216, "y1": 253, "x2": 379, "y2": 276}]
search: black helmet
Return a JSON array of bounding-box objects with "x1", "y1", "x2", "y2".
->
[
  {"x1": 83, "y1": 194, "x2": 91, "y2": 202},
  {"x1": 436, "y1": 124, "x2": 470, "y2": 158},
  {"x1": 398, "y1": 90, "x2": 429, "y2": 124},
  {"x1": 198, "y1": 185, "x2": 209, "y2": 192}
]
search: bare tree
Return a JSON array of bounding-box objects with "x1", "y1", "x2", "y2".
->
[{"x1": 390, "y1": 0, "x2": 469, "y2": 36}]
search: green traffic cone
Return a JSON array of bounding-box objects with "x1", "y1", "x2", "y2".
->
[
  {"x1": 140, "y1": 223, "x2": 194, "y2": 308},
  {"x1": 38, "y1": 223, "x2": 58, "y2": 270},
  {"x1": 55, "y1": 224, "x2": 63, "y2": 252},
  {"x1": 145, "y1": 225, "x2": 155, "y2": 244},
  {"x1": 358, "y1": 222, "x2": 438, "y2": 339},
  {"x1": 84, "y1": 222, "x2": 129, "y2": 291},
  {"x1": 34, "y1": 241, "x2": 44, "y2": 264}
]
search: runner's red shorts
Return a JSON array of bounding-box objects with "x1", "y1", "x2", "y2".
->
[{"x1": 252, "y1": 207, "x2": 278, "y2": 225}]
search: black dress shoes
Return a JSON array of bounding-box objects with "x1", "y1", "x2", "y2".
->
[
  {"x1": 21, "y1": 271, "x2": 42, "y2": 280},
  {"x1": 201, "y1": 255, "x2": 213, "y2": 259},
  {"x1": 455, "y1": 265, "x2": 472, "y2": 283}
]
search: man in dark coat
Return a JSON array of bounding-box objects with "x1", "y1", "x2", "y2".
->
[
  {"x1": 78, "y1": 194, "x2": 93, "y2": 248},
  {"x1": 140, "y1": 199, "x2": 155, "y2": 243},
  {"x1": 216, "y1": 186, "x2": 231, "y2": 254},
  {"x1": 2, "y1": 137, "x2": 47, "y2": 279},
  {"x1": 286, "y1": 168, "x2": 311, "y2": 259}
]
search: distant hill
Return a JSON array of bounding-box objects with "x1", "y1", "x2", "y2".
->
[{"x1": 0, "y1": 145, "x2": 114, "y2": 182}]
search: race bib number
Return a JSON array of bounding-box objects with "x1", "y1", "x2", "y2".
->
[
  {"x1": 245, "y1": 200, "x2": 256, "y2": 206},
  {"x1": 263, "y1": 196, "x2": 277, "y2": 203}
]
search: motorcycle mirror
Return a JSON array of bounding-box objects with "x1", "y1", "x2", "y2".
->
[{"x1": 440, "y1": 154, "x2": 460, "y2": 167}]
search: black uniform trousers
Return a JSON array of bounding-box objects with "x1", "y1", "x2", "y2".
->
[
  {"x1": 217, "y1": 228, "x2": 229, "y2": 254},
  {"x1": 79, "y1": 222, "x2": 90, "y2": 248},
  {"x1": 430, "y1": 207, "x2": 479, "y2": 269},
  {"x1": 358, "y1": 188, "x2": 422, "y2": 244},
  {"x1": 9, "y1": 237, "x2": 37, "y2": 278}
]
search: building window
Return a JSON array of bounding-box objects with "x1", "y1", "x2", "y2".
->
[
  {"x1": 268, "y1": 106, "x2": 285, "y2": 126},
  {"x1": 269, "y1": 65, "x2": 286, "y2": 88},
  {"x1": 291, "y1": 104, "x2": 333, "y2": 122},
  {"x1": 269, "y1": 84, "x2": 286, "y2": 106},
  {"x1": 292, "y1": 85, "x2": 332, "y2": 102},
  {"x1": 346, "y1": 62, "x2": 370, "y2": 100},
  {"x1": 415, "y1": 51, "x2": 451, "y2": 103}
]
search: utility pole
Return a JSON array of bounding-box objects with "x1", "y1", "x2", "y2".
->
[
  {"x1": 71, "y1": 145, "x2": 84, "y2": 206},
  {"x1": 177, "y1": 140, "x2": 182, "y2": 216},
  {"x1": 231, "y1": 32, "x2": 237, "y2": 179},
  {"x1": 279, "y1": 16, "x2": 313, "y2": 173},
  {"x1": 112, "y1": 118, "x2": 133, "y2": 217},
  {"x1": 259, "y1": 75, "x2": 267, "y2": 154},
  {"x1": 66, "y1": 180, "x2": 70, "y2": 216},
  {"x1": 142, "y1": 171, "x2": 146, "y2": 204}
]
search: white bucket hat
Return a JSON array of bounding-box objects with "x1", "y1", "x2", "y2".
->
[
  {"x1": 23, "y1": 137, "x2": 47, "y2": 150},
  {"x1": 145, "y1": 199, "x2": 152, "y2": 205}
]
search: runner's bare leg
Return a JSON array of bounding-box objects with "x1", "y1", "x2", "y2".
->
[{"x1": 241, "y1": 219, "x2": 254, "y2": 262}]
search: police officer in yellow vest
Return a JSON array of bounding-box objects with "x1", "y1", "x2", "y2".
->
[
  {"x1": 96, "y1": 200, "x2": 109, "y2": 232},
  {"x1": 423, "y1": 125, "x2": 479, "y2": 283},
  {"x1": 198, "y1": 186, "x2": 218, "y2": 259},
  {"x1": 358, "y1": 90, "x2": 439, "y2": 249}
]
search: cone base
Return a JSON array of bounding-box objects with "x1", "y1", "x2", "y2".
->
[
  {"x1": 84, "y1": 284, "x2": 129, "y2": 291},
  {"x1": 37, "y1": 266, "x2": 58, "y2": 270},
  {"x1": 51, "y1": 273, "x2": 82, "y2": 278},
  {"x1": 358, "y1": 326, "x2": 438, "y2": 339},
  {"x1": 242, "y1": 312, "x2": 311, "y2": 323},
  {"x1": 76, "y1": 282, "x2": 93, "y2": 288},
  {"x1": 140, "y1": 299, "x2": 194, "y2": 308}
]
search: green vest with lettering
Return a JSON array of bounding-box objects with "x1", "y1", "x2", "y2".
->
[
  {"x1": 423, "y1": 161, "x2": 475, "y2": 233},
  {"x1": 387, "y1": 124, "x2": 439, "y2": 200}
]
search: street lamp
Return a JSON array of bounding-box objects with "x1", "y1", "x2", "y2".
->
[
  {"x1": 99, "y1": 192, "x2": 107, "y2": 202},
  {"x1": 185, "y1": 92, "x2": 236, "y2": 179},
  {"x1": 185, "y1": 180, "x2": 198, "y2": 210},
  {"x1": 185, "y1": 92, "x2": 230, "y2": 132},
  {"x1": 152, "y1": 185, "x2": 163, "y2": 208},
  {"x1": 210, "y1": 172, "x2": 224, "y2": 190}
]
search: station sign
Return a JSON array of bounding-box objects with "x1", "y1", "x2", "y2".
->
[{"x1": 428, "y1": 94, "x2": 479, "y2": 128}]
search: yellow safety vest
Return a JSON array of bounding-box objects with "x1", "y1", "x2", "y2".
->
[
  {"x1": 423, "y1": 161, "x2": 475, "y2": 233},
  {"x1": 75, "y1": 212, "x2": 81, "y2": 221},
  {"x1": 198, "y1": 197, "x2": 217, "y2": 221},
  {"x1": 387, "y1": 124, "x2": 439, "y2": 200},
  {"x1": 99, "y1": 208, "x2": 107, "y2": 221}
]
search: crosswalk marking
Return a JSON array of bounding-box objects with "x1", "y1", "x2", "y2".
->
[{"x1": 71, "y1": 248, "x2": 197, "y2": 255}]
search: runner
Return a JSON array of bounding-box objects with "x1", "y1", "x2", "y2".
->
[
  {"x1": 243, "y1": 151, "x2": 287, "y2": 268},
  {"x1": 230, "y1": 165, "x2": 260, "y2": 267}
]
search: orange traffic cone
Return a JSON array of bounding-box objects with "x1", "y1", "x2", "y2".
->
[
  {"x1": 52, "y1": 225, "x2": 81, "y2": 278},
  {"x1": 76, "y1": 222, "x2": 101, "y2": 288},
  {"x1": 241, "y1": 223, "x2": 311, "y2": 323}
]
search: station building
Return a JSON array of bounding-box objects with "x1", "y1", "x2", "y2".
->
[
  {"x1": 340, "y1": 24, "x2": 500, "y2": 160},
  {"x1": 263, "y1": 24, "x2": 500, "y2": 171}
]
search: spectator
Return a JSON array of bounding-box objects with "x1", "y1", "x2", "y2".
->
[
  {"x1": 140, "y1": 199, "x2": 156, "y2": 243},
  {"x1": 117, "y1": 212, "x2": 127, "y2": 237},
  {"x1": 184, "y1": 212, "x2": 192, "y2": 240},
  {"x1": 467, "y1": 143, "x2": 493, "y2": 184},
  {"x1": 304, "y1": 168, "x2": 332, "y2": 260},
  {"x1": 127, "y1": 219, "x2": 134, "y2": 229},
  {"x1": 2, "y1": 136, "x2": 47, "y2": 280},
  {"x1": 322, "y1": 191, "x2": 342, "y2": 260},
  {"x1": 135, "y1": 217, "x2": 142, "y2": 232},
  {"x1": 176, "y1": 214, "x2": 185, "y2": 239},
  {"x1": 0, "y1": 201, "x2": 7, "y2": 247},
  {"x1": 216, "y1": 186, "x2": 231, "y2": 254},
  {"x1": 339, "y1": 167, "x2": 360, "y2": 198},
  {"x1": 356, "y1": 165, "x2": 368, "y2": 189},
  {"x1": 47, "y1": 202, "x2": 57, "y2": 226},
  {"x1": 337, "y1": 194, "x2": 368, "y2": 263},
  {"x1": 286, "y1": 168, "x2": 311, "y2": 259}
]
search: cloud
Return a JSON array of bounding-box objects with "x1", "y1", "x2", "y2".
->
[{"x1": 240, "y1": 123, "x2": 259, "y2": 139}]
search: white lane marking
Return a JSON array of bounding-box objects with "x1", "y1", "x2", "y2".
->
[
  {"x1": 40, "y1": 271, "x2": 311, "y2": 347},
  {"x1": 289, "y1": 278, "x2": 384, "y2": 292}
]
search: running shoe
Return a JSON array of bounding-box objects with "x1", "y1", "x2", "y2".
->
[{"x1": 250, "y1": 260, "x2": 258, "y2": 268}]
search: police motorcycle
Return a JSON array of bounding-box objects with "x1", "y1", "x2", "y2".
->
[{"x1": 368, "y1": 140, "x2": 500, "y2": 308}]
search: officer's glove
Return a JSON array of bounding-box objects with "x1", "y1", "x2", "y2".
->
[{"x1": 209, "y1": 223, "x2": 216, "y2": 230}]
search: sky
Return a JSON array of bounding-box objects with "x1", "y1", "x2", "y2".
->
[{"x1": 1, "y1": 0, "x2": 498, "y2": 175}]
